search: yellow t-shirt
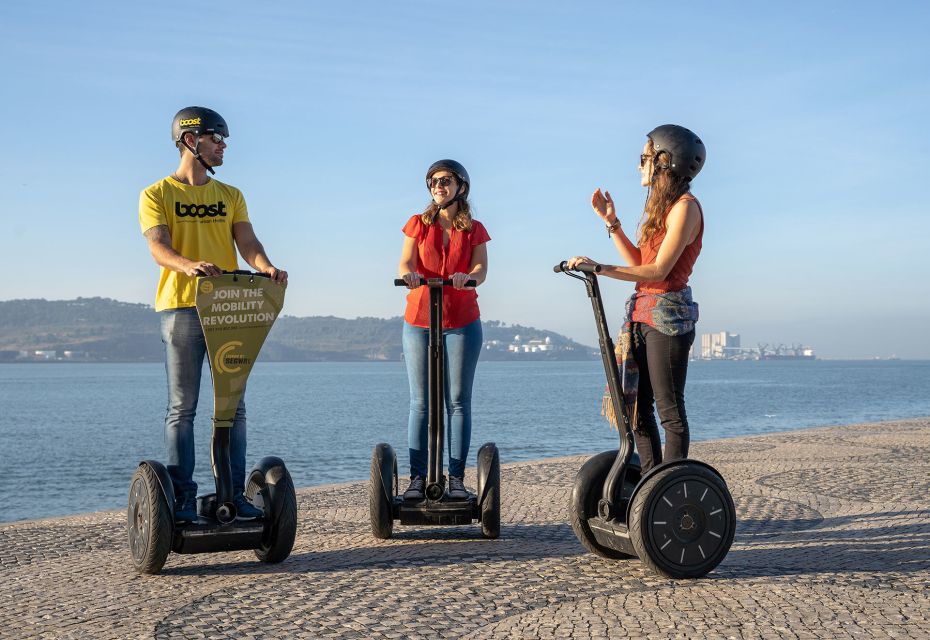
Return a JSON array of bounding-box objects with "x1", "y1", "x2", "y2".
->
[{"x1": 139, "y1": 176, "x2": 250, "y2": 311}]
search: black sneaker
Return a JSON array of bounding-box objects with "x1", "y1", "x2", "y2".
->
[
  {"x1": 175, "y1": 495, "x2": 198, "y2": 523},
  {"x1": 448, "y1": 476, "x2": 469, "y2": 500},
  {"x1": 234, "y1": 493, "x2": 264, "y2": 520},
  {"x1": 403, "y1": 476, "x2": 425, "y2": 500}
]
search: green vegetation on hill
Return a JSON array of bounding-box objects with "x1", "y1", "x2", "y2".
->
[
  {"x1": 0, "y1": 298, "x2": 594, "y2": 362},
  {"x1": 0, "y1": 297, "x2": 161, "y2": 360}
]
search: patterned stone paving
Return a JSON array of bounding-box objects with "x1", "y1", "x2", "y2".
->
[{"x1": 3, "y1": 418, "x2": 929, "y2": 639}]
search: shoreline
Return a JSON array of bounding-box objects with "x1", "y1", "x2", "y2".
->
[{"x1": 5, "y1": 416, "x2": 928, "y2": 528}]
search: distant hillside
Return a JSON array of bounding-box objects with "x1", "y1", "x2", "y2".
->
[{"x1": 0, "y1": 298, "x2": 594, "y2": 362}]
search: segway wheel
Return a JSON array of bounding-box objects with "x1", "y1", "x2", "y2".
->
[
  {"x1": 369, "y1": 444, "x2": 397, "y2": 539},
  {"x1": 127, "y1": 464, "x2": 173, "y2": 575},
  {"x1": 246, "y1": 460, "x2": 298, "y2": 563},
  {"x1": 570, "y1": 450, "x2": 640, "y2": 559},
  {"x1": 629, "y1": 461, "x2": 736, "y2": 579},
  {"x1": 476, "y1": 443, "x2": 500, "y2": 539}
]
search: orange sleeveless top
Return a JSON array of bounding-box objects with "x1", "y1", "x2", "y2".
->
[{"x1": 635, "y1": 193, "x2": 703, "y2": 295}]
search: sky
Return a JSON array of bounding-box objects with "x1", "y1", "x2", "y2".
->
[{"x1": 1, "y1": 1, "x2": 928, "y2": 358}]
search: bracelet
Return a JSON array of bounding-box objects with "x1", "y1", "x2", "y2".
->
[{"x1": 605, "y1": 219, "x2": 621, "y2": 236}]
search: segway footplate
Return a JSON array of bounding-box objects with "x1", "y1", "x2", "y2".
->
[
  {"x1": 588, "y1": 517, "x2": 637, "y2": 556},
  {"x1": 398, "y1": 497, "x2": 477, "y2": 526},
  {"x1": 173, "y1": 520, "x2": 266, "y2": 554}
]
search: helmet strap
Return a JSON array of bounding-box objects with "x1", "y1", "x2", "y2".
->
[
  {"x1": 180, "y1": 136, "x2": 216, "y2": 175},
  {"x1": 436, "y1": 183, "x2": 462, "y2": 213}
]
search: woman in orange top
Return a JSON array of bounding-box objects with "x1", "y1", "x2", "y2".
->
[
  {"x1": 398, "y1": 160, "x2": 490, "y2": 500},
  {"x1": 569, "y1": 125, "x2": 705, "y2": 473}
]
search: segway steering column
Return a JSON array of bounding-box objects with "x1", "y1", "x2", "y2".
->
[{"x1": 394, "y1": 277, "x2": 477, "y2": 501}]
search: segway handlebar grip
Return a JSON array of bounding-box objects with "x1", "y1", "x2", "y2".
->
[
  {"x1": 394, "y1": 278, "x2": 478, "y2": 287},
  {"x1": 553, "y1": 261, "x2": 602, "y2": 273}
]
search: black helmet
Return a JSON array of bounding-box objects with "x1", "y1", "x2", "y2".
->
[
  {"x1": 647, "y1": 125, "x2": 706, "y2": 180},
  {"x1": 426, "y1": 159, "x2": 470, "y2": 198},
  {"x1": 171, "y1": 106, "x2": 229, "y2": 143}
]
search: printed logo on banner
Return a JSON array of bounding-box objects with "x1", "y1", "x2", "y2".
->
[{"x1": 214, "y1": 341, "x2": 251, "y2": 374}]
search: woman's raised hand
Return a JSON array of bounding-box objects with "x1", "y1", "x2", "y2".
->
[{"x1": 591, "y1": 189, "x2": 616, "y2": 223}]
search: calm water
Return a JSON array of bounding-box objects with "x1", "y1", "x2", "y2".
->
[{"x1": 1, "y1": 359, "x2": 929, "y2": 523}]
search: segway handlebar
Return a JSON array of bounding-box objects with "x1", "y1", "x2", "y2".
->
[
  {"x1": 223, "y1": 269, "x2": 271, "y2": 278},
  {"x1": 394, "y1": 278, "x2": 478, "y2": 288},
  {"x1": 553, "y1": 261, "x2": 602, "y2": 274},
  {"x1": 194, "y1": 269, "x2": 273, "y2": 278}
]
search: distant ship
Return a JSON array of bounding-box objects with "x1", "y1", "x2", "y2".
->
[
  {"x1": 758, "y1": 344, "x2": 816, "y2": 361},
  {"x1": 695, "y1": 336, "x2": 818, "y2": 361},
  {"x1": 760, "y1": 353, "x2": 816, "y2": 361}
]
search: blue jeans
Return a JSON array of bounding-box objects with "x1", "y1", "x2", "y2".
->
[
  {"x1": 160, "y1": 308, "x2": 247, "y2": 500},
  {"x1": 403, "y1": 319, "x2": 483, "y2": 478}
]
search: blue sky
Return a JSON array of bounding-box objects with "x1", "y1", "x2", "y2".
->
[{"x1": 1, "y1": 1, "x2": 928, "y2": 358}]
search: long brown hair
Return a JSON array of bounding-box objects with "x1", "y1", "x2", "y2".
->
[
  {"x1": 639, "y1": 139, "x2": 692, "y2": 245},
  {"x1": 420, "y1": 185, "x2": 474, "y2": 231}
]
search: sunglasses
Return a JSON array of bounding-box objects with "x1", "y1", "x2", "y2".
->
[
  {"x1": 639, "y1": 153, "x2": 654, "y2": 168},
  {"x1": 428, "y1": 176, "x2": 456, "y2": 188},
  {"x1": 202, "y1": 132, "x2": 226, "y2": 144}
]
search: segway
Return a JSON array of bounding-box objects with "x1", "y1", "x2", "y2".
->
[
  {"x1": 369, "y1": 277, "x2": 501, "y2": 539},
  {"x1": 128, "y1": 271, "x2": 297, "y2": 574},
  {"x1": 554, "y1": 262, "x2": 735, "y2": 578}
]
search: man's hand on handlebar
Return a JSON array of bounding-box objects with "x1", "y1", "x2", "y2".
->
[
  {"x1": 185, "y1": 261, "x2": 222, "y2": 277},
  {"x1": 262, "y1": 266, "x2": 288, "y2": 284}
]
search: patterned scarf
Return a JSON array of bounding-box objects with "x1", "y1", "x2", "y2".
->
[{"x1": 601, "y1": 287, "x2": 699, "y2": 429}]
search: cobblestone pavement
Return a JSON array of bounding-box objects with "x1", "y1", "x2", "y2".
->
[{"x1": 4, "y1": 418, "x2": 930, "y2": 639}]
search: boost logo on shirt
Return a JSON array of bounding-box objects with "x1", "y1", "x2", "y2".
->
[{"x1": 175, "y1": 201, "x2": 227, "y2": 218}]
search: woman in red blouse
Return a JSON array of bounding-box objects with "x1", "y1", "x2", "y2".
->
[
  {"x1": 398, "y1": 159, "x2": 490, "y2": 500},
  {"x1": 569, "y1": 126, "x2": 705, "y2": 473}
]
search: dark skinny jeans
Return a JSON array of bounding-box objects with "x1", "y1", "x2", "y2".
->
[{"x1": 631, "y1": 322, "x2": 695, "y2": 473}]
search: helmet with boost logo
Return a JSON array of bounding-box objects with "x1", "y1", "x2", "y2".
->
[
  {"x1": 171, "y1": 106, "x2": 229, "y2": 143},
  {"x1": 647, "y1": 125, "x2": 706, "y2": 181}
]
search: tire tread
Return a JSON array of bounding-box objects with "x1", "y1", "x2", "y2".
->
[
  {"x1": 569, "y1": 451, "x2": 636, "y2": 560},
  {"x1": 128, "y1": 465, "x2": 172, "y2": 575},
  {"x1": 252, "y1": 467, "x2": 298, "y2": 563},
  {"x1": 369, "y1": 449, "x2": 394, "y2": 539}
]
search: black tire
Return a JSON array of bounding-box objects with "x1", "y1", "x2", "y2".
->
[
  {"x1": 369, "y1": 444, "x2": 396, "y2": 539},
  {"x1": 127, "y1": 465, "x2": 173, "y2": 575},
  {"x1": 629, "y1": 461, "x2": 736, "y2": 579},
  {"x1": 570, "y1": 450, "x2": 639, "y2": 560},
  {"x1": 247, "y1": 464, "x2": 298, "y2": 563},
  {"x1": 477, "y1": 444, "x2": 500, "y2": 539}
]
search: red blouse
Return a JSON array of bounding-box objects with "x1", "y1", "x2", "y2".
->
[
  {"x1": 402, "y1": 214, "x2": 491, "y2": 328},
  {"x1": 632, "y1": 194, "x2": 703, "y2": 322}
]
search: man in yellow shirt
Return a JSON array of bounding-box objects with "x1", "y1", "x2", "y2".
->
[{"x1": 139, "y1": 106, "x2": 288, "y2": 523}]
